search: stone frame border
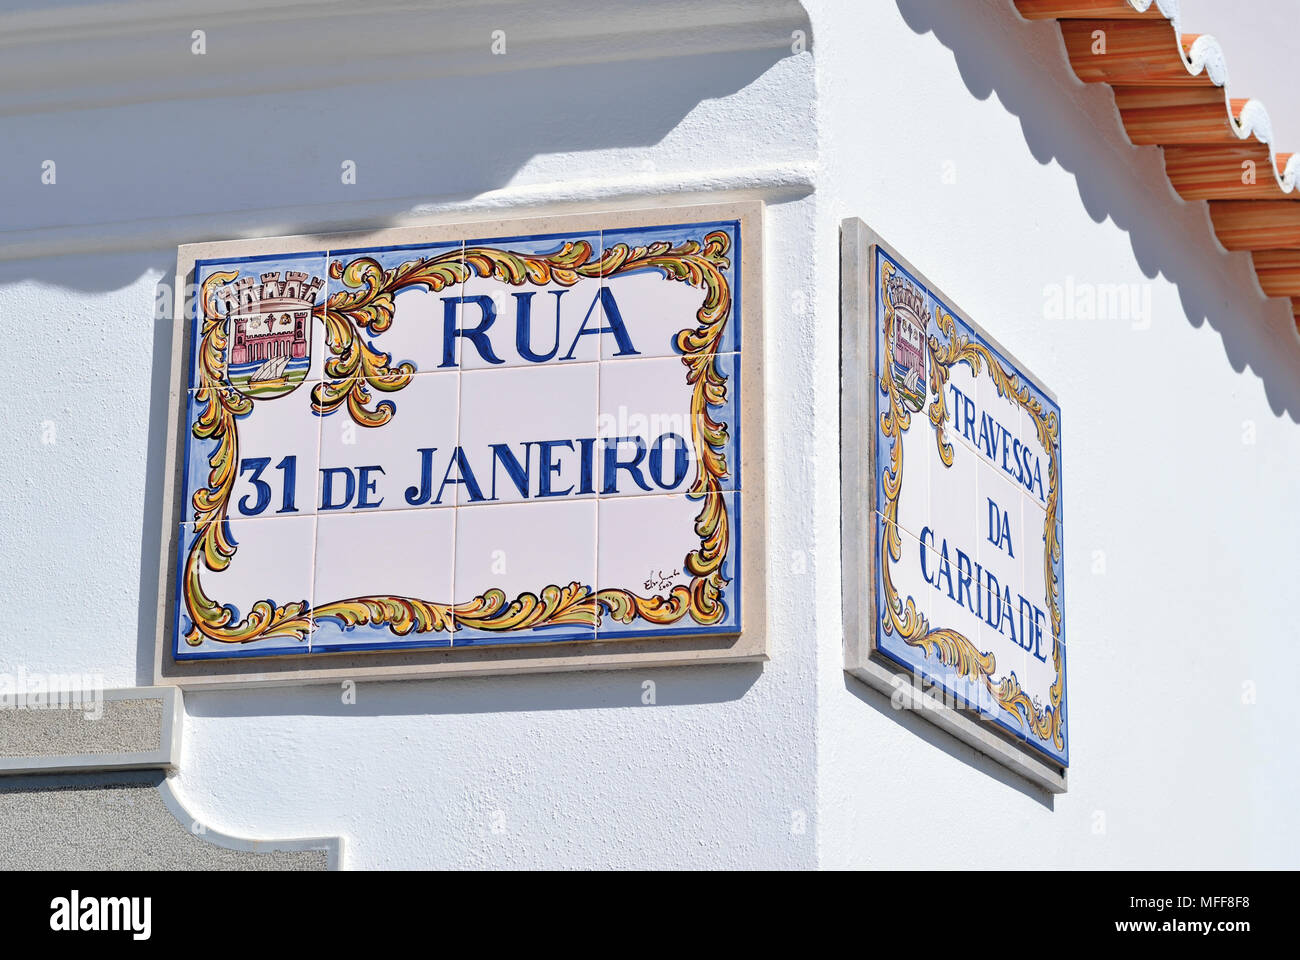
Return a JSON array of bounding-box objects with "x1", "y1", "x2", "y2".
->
[
  {"x1": 0, "y1": 686, "x2": 182, "y2": 776},
  {"x1": 840, "y1": 218, "x2": 1068, "y2": 795},
  {"x1": 154, "y1": 200, "x2": 766, "y2": 689}
]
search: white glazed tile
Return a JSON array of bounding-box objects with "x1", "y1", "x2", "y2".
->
[
  {"x1": 975, "y1": 462, "x2": 1033, "y2": 728},
  {"x1": 1020, "y1": 402, "x2": 1053, "y2": 505},
  {"x1": 887, "y1": 383, "x2": 931, "y2": 541},
  {"x1": 177, "y1": 388, "x2": 214, "y2": 526},
  {"x1": 317, "y1": 371, "x2": 460, "y2": 512},
  {"x1": 1020, "y1": 637, "x2": 1067, "y2": 759},
  {"x1": 193, "y1": 252, "x2": 329, "y2": 396},
  {"x1": 913, "y1": 523, "x2": 984, "y2": 659},
  {"x1": 924, "y1": 293, "x2": 982, "y2": 464},
  {"x1": 974, "y1": 336, "x2": 1028, "y2": 478},
  {"x1": 975, "y1": 454, "x2": 1058, "y2": 746},
  {"x1": 311, "y1": 507, "x2": 455, "y2": 652},
  {"x1": 923, "y1": 418, "x2": 979, "y2": 564},
  {"x1": 874, "y1": 514, "x2": 932, "y2": 638},
  {"x1": 877, "y1": 263, "x2": 933, "y2": 541},
  {"x1": 173, "y1": 515, "x2": 315, "y2": 660},
  {"x1": 194, "y1": 386, "x2": 321, "y2": 521},
  {"x1": 597, "y1": 353, "x2": 739, "y2": 498},
  {"x1": 453, "y1": 499, "x2": 597, "y2": 645},
  {"x1": 1021, "y1": 494, "x2": 1052, "y2": 618},
  {"x1": 325, "y1": 241, "x2": 464, "y2": 376},
  {"x1": 1020, "y1": 488, "x2": 1063, "y2": 703},
  {"x1": 599, "y1": 221, "x2": 740, "y2": 361},
  {"x1": 972, "y1": 466, "x2": 1029, "y2": 698},
  {"x1": 457, "y1": 363, "x2": 598, "y2": 504},
  {"x1": 1020, "y1": 615, "x2": 1060, "y2": 711},
  {"x1": 935, "y1": 353, "x2": 981, "y2": 461},
  {"x1": 876, "y1": 517, "x2": 955, "y2": 698},
  {"x1": 976, "y1": 458, "x2": 1025, "y2": 616},
  {"x1": 596, "y1": 491, "x2": 741, "y2": 638},
  {"x1": 459, "y1": 231, "x2": 603, "y2": 369},
  {"x1": 976, "y1": 633, "x2": 1029, "y2": 737}
]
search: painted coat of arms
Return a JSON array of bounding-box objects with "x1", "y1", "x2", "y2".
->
[
  {"x1": 213, "y1": 271, "x2": 323, "y2": 399},
  {"x1": 885, "y1": 272, "x2": 927, "y2": 412}
]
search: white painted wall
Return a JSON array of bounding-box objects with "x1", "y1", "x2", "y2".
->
[
  {"x1": 0, "y1": 0, "x2": 821, "y2": 869},
  {"x1": 1, "y1": 0, "x2": 1296, "y2": 868},
  {"x1": 812, "y1": 0, "x2": 1300, "y2": 868}
]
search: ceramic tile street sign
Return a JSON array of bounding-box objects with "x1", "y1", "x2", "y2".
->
[
  {"x1": 158, "y1": 204, "x2": 764, "y2": 685},
  {"x1": 841, "y1": 221, "x2": 1067, "y2": 773}
]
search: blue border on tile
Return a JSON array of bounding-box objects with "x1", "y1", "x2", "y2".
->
[
  {"x1": 171, "y1": 523, "x2": 312, "y2": 661},
  {"x1": 871, "y1": 245, "x2": 1067, "y2": 767},
  {"x1": 451, "y1": 621, "x2": 597, "y2": 647},
  {"x1": 601, "y1": 220, "x2": 740, "y2": 359},
  {"x1": 175, "y1": 220, "x2": 746, "y2": 662},
  {"x1": 596, "y1": 489, "x2": 742, "y2": 642},
  {"x1": 310, "y1": 619, "x2": 454, "y2": 653}
]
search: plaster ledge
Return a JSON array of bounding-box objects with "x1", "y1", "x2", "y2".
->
[
  {"x1": 0, "y1": 160, "x2": 817, "y2": 263},
  {"x1": 0, "y1": 0, "x2": 813, "y2": 117},
  {"x1": 158, "y1": 775, "x2": 345, "y2": 870}
]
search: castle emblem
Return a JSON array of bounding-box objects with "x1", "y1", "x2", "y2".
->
[
  {"x1": 212, "y1": 270, "x2": 323, "y2": 399},
  {"x1": 885, "y1": 272, "x2": 928, "y2": 413}
]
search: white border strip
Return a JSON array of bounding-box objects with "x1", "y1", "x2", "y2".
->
[{"x1": 0, "y1": 686, "x2": 182, "y2": 776}]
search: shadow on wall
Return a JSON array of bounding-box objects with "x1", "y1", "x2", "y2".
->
[
  {"x1": 895, "y1": 0, "x2": 1300, "y2": 422},
  {"x1": 66, "y1": 30, "x2": 807, "y2": 688},
  {"x1": 0, "y1": 44, "x2": 806, "y2": 293},
  {"x1": 843, "y1": 673, "x2": 1055, "y2": 809},
  {"x1": 184, "y1": 660, "x2": 764, "y2": 720}
]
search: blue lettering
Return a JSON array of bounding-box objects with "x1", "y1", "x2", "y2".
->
[
  {"x1": 514, "y1": 290, "x2": 566, "y2": 363},
  {"x1": 238, "y1": 456, "x2": 273, "y2": 516},
  {"x1": 602, "y1": 436, "x2": 651, "y2": 494},
  {"x1": 536, "y1": 440, "x2": 574, "y2": 497},
  {"x1": 489, "y1": 443, "x2": 531, "y2": 500},
  {"x1": 564, "y1": 287, "x2": 639, "y2": 359},
  {"x1": 648, "y1": 432, "x2": 690, "y2": 490},
  {"x1": 356, "y1": 465, "x2": 384, "y2": 509},
  {"x1": 440, "y1": 295, "x2": 504, "y2": 367},
  {"x1": 406, "y1": 448, "x2": 437, "y2": 505},
  {"x1": 437, "y1": 447, "x2": 485, "y2": 502},
  {"x1": 320, "y1": 466, "x2": 356, "y2": 511}
]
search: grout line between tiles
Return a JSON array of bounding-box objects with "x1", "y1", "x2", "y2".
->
[
  {"x1": 593, "y1": 228, "x2": 604, "y2": 640},
  {"x1": 450, "y1": 240, "x2": 464, "y2": 647}
]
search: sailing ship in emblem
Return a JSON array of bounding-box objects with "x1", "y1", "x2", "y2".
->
[
  {"x1": 212, "y1": 269, "x2": 323, "y2": 399},
  {"x1": 249, "y1": 352, "x2": 292, "y2": 386}
]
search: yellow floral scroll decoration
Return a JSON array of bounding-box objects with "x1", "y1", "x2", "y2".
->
[
  {"x1": 876, "y1": 257, "x2": 1065, "y2": 753},
  {"x1": 181, "y1": 232, "x2": 738, "y2": 648}
]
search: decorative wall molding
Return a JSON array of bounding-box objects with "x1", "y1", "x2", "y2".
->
[
  {"x1": 0, "y1": 162, "x2": 815, "y2": 264},
  {"x1": 0, "y1": 685, "x2": 344, "y2": 868},
  {"x1": 0, "y1": 0, "x2": 812, "y2": 117},
  {"x1": 157, "y1": 776, "x2": 343, "y2": 869},
  {"x1": 0, "y1": 770, "x2": 339, "y2": 870}
]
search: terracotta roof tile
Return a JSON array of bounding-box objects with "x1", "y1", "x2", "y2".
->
[{"x1": 1014, "y1": 0, "x2": 1300, "y2": 329}]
